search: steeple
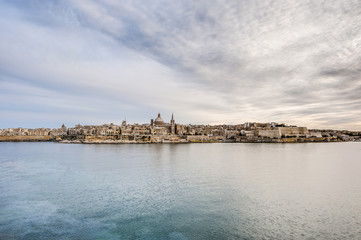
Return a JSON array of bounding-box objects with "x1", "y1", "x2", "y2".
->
[
  {"x1": 170, "y1": 113, "x2": 175, "y2": 134},
  {"x1": 171, "y1": 113, "x2": 175, "y2": 124}
]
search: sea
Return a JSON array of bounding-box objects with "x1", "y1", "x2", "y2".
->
[{"x1": 1, "y1": 142, "x2": 361, "y2": 240}]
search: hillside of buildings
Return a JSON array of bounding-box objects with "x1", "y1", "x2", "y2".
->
[{"x1": 1, "y1": 113, "x2": 360, "y2": 143}]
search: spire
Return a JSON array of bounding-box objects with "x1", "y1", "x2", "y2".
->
[
  {"x1": 158, "y1": 113, "x2": 161, "y2": 118},
  {"x1": 170, "y1": 113, "x2": 175, "y2": 125},
  {"x1": 170, "y1": 113, "x2": 175, "y2": 134}
]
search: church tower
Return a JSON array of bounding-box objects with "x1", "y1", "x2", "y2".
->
[{"x1": 170, "y1": 113, "x2": 175, "y2": 134}]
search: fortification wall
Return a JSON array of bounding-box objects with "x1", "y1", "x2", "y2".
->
[
  {"x1": 0, "y1": 136, "x2": 53, "y2": 142},
  {"x1": 258, "y1": 129, "x2": 281, "y2": 138}
]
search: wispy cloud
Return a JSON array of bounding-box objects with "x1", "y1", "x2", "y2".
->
[{"x1": 0, "y1": 0, "x2": 360, "y2": 129}]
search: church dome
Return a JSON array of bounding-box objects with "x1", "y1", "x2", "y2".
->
[{"x1": 154, "y1": 113, "x2": 165, "y2": 125}]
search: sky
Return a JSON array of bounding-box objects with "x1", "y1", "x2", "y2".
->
[{"x1": 1, "y1": 0, "x2": 361, "y2": 130}]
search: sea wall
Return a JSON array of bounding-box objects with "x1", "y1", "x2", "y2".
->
[{"x1": 0, "y1": 136, "x2": 54, "y2": 142}]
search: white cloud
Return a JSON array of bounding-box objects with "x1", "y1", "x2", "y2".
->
[{"x1": 0, "y1": 0, "x2": 361, "y2": 129}]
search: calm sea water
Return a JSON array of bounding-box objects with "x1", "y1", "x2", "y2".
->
[{"x1": 1, "y1": 142, "x2": 361, "y2": 240}]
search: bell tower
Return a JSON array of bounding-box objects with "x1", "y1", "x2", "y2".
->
[{"x1": 170, "y1": 113, "x2": 175, "y2": 134}]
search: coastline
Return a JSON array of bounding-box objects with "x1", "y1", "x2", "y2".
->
[
  {"x1": 0, "y1": 136, "x2": 348, "y2": 143},
  {"x1": 0, "y1": 136, "x2": 54, "y2": 142}
]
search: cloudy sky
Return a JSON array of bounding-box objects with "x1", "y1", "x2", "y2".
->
[{"x1": 1, "y1": 0, "x2": 361, "y2": 130}]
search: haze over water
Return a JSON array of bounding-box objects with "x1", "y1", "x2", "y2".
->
[{"x1": 1, "y1": 142, "x2": 361, "y2": 239}]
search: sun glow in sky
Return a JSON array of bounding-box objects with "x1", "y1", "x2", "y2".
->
[{"x1": 1, "y1": 0, "x2": 361, "y2": 130}]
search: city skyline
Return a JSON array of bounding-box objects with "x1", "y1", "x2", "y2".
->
[
  {"x1": 1, "y1": 0, "x2": 361, "y2": 130},
  {"x1": 3, "y1": 111, "x2": 359, "y2": 143}
]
